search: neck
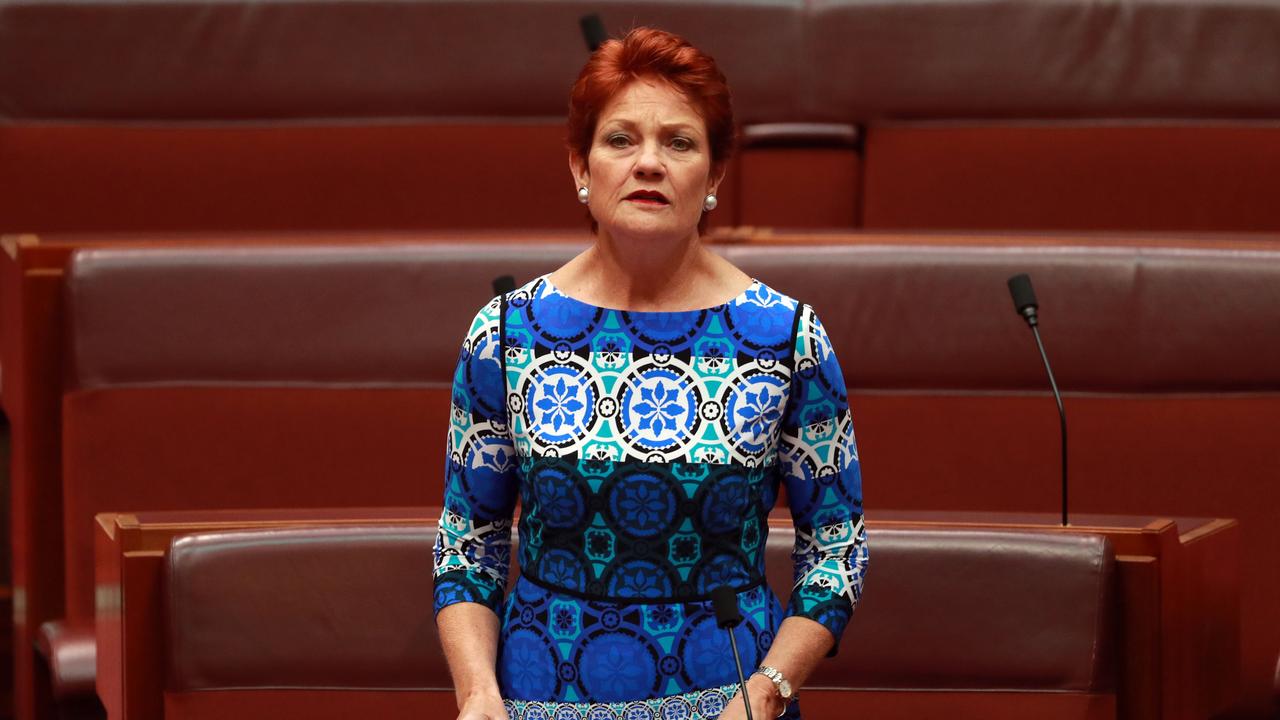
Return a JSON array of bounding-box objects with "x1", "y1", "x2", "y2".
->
[{"x1": 582, "y1": 229, "x2": 712, "y2": 309}]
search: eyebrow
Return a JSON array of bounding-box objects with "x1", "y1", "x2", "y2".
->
[{"x1": 599, "y1": 119, "x2": 703, "y2": 136}]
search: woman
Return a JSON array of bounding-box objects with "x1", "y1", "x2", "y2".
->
[{"x1": 433, "y1": 27, "x2": 867, "y2": 720}]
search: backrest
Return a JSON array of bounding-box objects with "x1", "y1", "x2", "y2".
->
[
  {"x1": 773, "y1": 527, "x2": 1116, "y2": 692},
  {"x1": 164, "y1": 523, "x2": 1114, "y2": 693},
  {"x1": 730, "y1": 240, "x2": 1277, "y2": 709},
  {"x1": 725, "y1": 242, "x2": 1280, "y2": 394},
  {"x1": 7, "y1": 0, "x2": 1274, "y2": 123},
  {"x1": 65, "y1": 239, "x2": 1280, "y2": 620},
  {"x1": 65, "y1": 242, "x2": 581, "y2": 389},
  {"x1": 0, "y1": 2, "x2": 804, "y2": 234},
  {"x1": 165, "y1": 524, "x2": 445, "y2": 690},
  {"x1": 60, "y1": 242, "x2": 582, "y2": 621},
  {"x1": 809, "y1": 0, "x2": 1280, "y2": 232},
  {"x1": 63, "y1": 237, "x2": 1279, "y2": 714},
  {"x1": 6, "y1": 0, "x2": 1280, "y2": 234},
  {"x1": 804, "y1": 0, "x2": 1279, "y2": 120},
  {"x1": 724, "y1": 241, "x2": 1280, "y2": 534},
  {"x1": 0, "y1": 2, "x2": 806, "y2": 124}
]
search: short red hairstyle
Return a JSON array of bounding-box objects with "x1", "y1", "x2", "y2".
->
[{"x1": 567, "y1": 27, "x2": 736, "y2": 172}]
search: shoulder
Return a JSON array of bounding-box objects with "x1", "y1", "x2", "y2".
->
[
  {"x1": 793, "y1": 302, "x2": 837, "y2": 363},
  {"x1": 722, "y1": 280, "x2": 802, "y2": 347},
  {"x1": 736, "y1": 279, "x2": 800, "y2": 313},
  {"x1": 461, "y1": 295, "x2": 503, "y2": 346},
  {"x1": 464, "y1": 275, "x2": 552, "y2": 340}
]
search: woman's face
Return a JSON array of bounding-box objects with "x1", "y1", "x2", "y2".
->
[{"x1": 572, "y1": 78, "x2": 721, "y2": 243}]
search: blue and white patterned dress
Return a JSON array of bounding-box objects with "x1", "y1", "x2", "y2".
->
[{"x1": 433, "y1": 275, "x2": 868, "y2": 720}]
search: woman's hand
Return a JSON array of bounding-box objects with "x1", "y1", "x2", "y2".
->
[
  {"x1": 717, "y1": 674, "x2": 784, "y2": 719},
  {"x1": 456, "y1": 691, "x2": 509, "y2": 720}
]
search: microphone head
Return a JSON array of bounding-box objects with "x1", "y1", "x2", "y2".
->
[
  {"x1": 492, "y1": 275, "x2": 516, "y2": 296},
  {"x1": 710, "y1": 586, "x2": 742, "y2": 629},
  {"x1": 579, "y1": 14, "x2": 607, "y2": 52},
  {"x1": 1007, "y1": 273, "x2": 1039, "y2": 322}
]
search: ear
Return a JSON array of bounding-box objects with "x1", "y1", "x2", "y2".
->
[
  {"x1": 708, "y1": 161, "x2": 728, "y2": 196},
  {"x1": 569, "y1": 152, "x2": 590, "y2": 189}
]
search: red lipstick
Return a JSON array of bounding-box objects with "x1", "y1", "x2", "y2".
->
[{"x1": 625, "y1": 189, "x2": 669, "y2": 205}]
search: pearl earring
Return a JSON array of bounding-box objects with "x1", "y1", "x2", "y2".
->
[
  {"x1": 577, "y1": 186, "x2": 590, "y2": 204},
  {"x1": 703, "y1": 193, "x2": 718, "y2": 211}
]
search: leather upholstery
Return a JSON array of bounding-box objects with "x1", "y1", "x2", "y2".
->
[
  {"x1": 3, "y1": 0, "x2": 1276, "y2": 122},
  {"x1": 4, "y1": 2, "x2": 1279, "y2": 241},
  {"x1": 1274, "y1": 650, "x2": 1280, "y2": 714},
  {"x1": 33, "y1": 620, "x2": 96, "y2": 699},
  {"x1": 166, "y1": 525, "x2": 447, "y2": 691},
  {"x1": 0, "y1": 1, "x2": 804, "y2": 123},
  {"x1": 1274, "y1": 651, "x2": 1279, "y2": 713},
  {"x1": 800, "y1": 529, "x2": 1115, "y2": 692},
  {"x1": 164, "y1": 523, "x2": 1115, "y2": 694},
  {"x1": 67, "y1": 241, "x2": 1280, "y2": 393},
  {"x1": 65, "y1": 242, "x2": 581, "y2": 389},
  {"x1": 724, "y1": 243, "x2": 1280, "y2": 393},
  {"x1": 56, "y1": 238, "x2": 1279, "y2": 714},
  {"x1": 804, "y1": 0, "x2": 1280, "y2": 120}
]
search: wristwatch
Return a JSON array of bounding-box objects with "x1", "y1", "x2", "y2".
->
[{"x1": 753, "y1": 665, "x2": 794, "y2": 716}]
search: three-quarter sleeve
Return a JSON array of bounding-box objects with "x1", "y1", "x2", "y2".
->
[
  {"x1": 777, "y1": 304, "x2": 869, "y2": 647},
  {"x1": 432, "y1": 297, "x2": 520, "y2": 616}
]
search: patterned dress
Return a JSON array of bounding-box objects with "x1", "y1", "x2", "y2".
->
[{"x1": 433, "y1": 275, "x2": 868, "y2": 720}]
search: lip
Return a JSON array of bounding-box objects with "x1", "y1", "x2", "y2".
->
[{"x1": 624, "y1": 189, "x2": 670, "y2": 205}]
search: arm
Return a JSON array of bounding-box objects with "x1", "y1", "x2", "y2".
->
[
  {"x1": 721, "y1": 617, "x2": 835, "y2": 718},
  {"x1": 438, "y1": 604, "x2": 507, "y2": 719},
  {"x1": 432, "y1": 298, "x2": 519, "y2": 718},
  {"x1": 723, "y1": 305, "x2": 869, "y2": 719}
]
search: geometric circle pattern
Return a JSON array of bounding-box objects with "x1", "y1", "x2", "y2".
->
[{"x1": 434, "y1": 277, "x2": 866, "y2": 718}]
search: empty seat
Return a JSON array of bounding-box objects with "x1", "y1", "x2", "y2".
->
[{"x1": 164, "y1": 523, "x2": 1116, "y2": 719}]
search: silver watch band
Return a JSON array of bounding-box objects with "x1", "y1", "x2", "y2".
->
[{"x1": 753, "y1": 665, "x2": 794, "y2": 716}]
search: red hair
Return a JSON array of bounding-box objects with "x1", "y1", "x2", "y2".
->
[{"x1": 567, "y1": 28, "x2": 735, "y2": 231}]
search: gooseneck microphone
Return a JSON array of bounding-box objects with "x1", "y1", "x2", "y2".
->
[
  {"x1": 711, "y1": 586, "x2": 754, "y2": 720},
  {"x1": 492, "y1": 275, "x2": 516, "y2": 297},
  {"x1": 1007, "y1": 273, "x2": 1069, "y2": 527},
  {"x1": 580, "y1": 14, "x2": 607, "y2": 52}
]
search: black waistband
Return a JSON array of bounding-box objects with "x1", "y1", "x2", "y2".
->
[{"x1": 518, "y1": 569, "x2": 766, "y2": 605}]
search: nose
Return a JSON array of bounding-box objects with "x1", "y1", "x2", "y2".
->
[{"x1": 634, "y1": 140, "x2": 664, "y2": 179}]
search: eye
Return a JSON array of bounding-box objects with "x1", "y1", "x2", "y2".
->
[
  {"x1": 670, "y1": 136, "x2": 693, "y2": 151},
  {"x1": 607, "y1": 133, "x2": 631, "y2": 148}
]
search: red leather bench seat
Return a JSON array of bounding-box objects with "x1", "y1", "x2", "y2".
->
[
  {"x1": 0, "y1": 0, "x2": 806, "y2": 234},
  {"x1": 4, "y1": 0, "x2": 1280, "y2": 235},
  {"x1": 162, "y1": 523, "x2": 1116, "y2": 720},
  {"x1": 55, "y1": 238, "x2": 1280, "y2": 715},
  {"x1": 51, "y1": 242, "x2": 589, "y2": 703},
  {"x1": 0, "y1": 2, "x2": 804, "y2": 123},
  {"x1": 805, "y1": 0, "x2": 1280, "y2": 233},
  {"x1": 724, "y1": 241, "x2": 1280, "y2": 715},
  {"x1": 60, "y1": 242, "x2": 583, "y2": 625},
  {"x1": 164, "y1": 526, "x2": 449, "y2": 709},
  {"x1": 5, "y1": 232, "x2": 592, "y2": 720},
  {"x1": 724, "y1": 243, "x2": 1280, "y2": 394}
]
